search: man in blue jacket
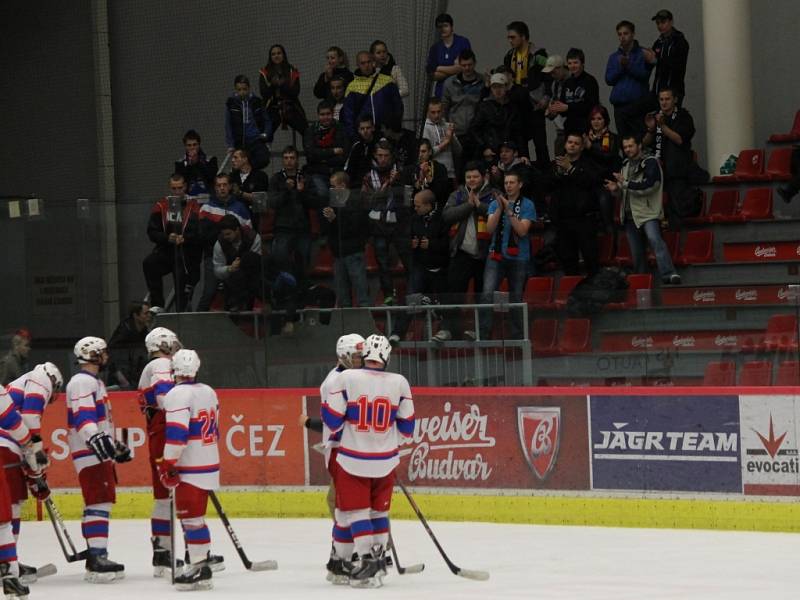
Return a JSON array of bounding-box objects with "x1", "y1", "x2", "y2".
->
[{"x1": 605, "y1": 20, "x2": 654, "y2": 140}]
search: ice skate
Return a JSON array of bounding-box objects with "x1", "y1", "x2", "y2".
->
[
  {"x1": 0, "y1": 563, "x2": 28, "y2": 600},
  {"x1": 84, "y1": 551, "x2": 125, "y2": 583},
  {"x1": 325, "y1": 548, "x2": 352, "y2": 586},
  {"x1": 185, "y1": 550, "x2": 224, "y2": 573},
  {"x1": 349, "y1": 545, "x2": 387, "y2": 589},
  {"x1": 152, "y1": 538, "x2": 184, "y2": 578},
  {"x1": 174, "y1": 562, "x2": 212, "y2": 591}
]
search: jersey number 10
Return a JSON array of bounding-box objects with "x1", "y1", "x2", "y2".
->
[{"x1": 355, "y1": 395, "x2": 392, "y2": 433}]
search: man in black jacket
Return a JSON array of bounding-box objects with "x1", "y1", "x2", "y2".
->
[
  {"x1": 388, "y1": 189, "x2": 450, "y2": 345},
  {"x1": 643, "y1": 87, "x2": 695, "y2": 230},
  {"x1": 560, "y1": 49, "x2": 600, "y2": 135},
  {"x1": 344, "y1": 117, "x2": 378, "y2": 188},
  {"x1": 174, "y1": 130, "x2": 217, "y2": 197},
  {"x1": 503, "y1": 20, "x2": 549, "y2": 166},
  {"x1": 303, "y1": 100, "x2": 350, "y2": 201},
  {"x1": 323, "y1": 172, "x2": 371, "y2": 307},
  {"x1": 224, "y1": 75, "x2": 270, "y2": 170},
  {"x1": 649, "y1": 9, "x2": 689, "y2": 106},
  {"x1": 469, "y1": 73, "x2": 524, "y2": 157},
  {"x1": 143, "y1": 174, "x2": 203, "y2": 311},
  {"x1": 269, "y1": 146, "x2": 316, "y2": 286},
  {"x1": 546, "y1": 133, "x2": 604, "y2": 276}
]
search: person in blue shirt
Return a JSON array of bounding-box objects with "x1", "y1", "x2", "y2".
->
[
  {"x1": 476, "y1": 170, "x2": 535, "y2": 340},
  {"x1": 426, "y1": 13, "x2": 472, "y2": 98}
]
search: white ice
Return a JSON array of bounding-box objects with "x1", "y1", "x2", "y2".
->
[{"x1": 16, "y1": 518, "x2": 796, "y2": 599}]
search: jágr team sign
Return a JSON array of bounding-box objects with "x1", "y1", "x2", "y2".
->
[
  {"x1": 305, "y1": 393, "x2": 590, "y2": 490},
  {"x1": 739, "y1": 395, "x2": 800, "y2": 496}
]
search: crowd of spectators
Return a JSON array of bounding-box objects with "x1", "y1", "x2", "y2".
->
[{"x1": 141, "y1": 10, "x2": 697, "y2": 342}]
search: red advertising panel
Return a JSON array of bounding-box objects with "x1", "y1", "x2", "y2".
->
[
  {"x1": 723, "y1": 241, "x2": 800, "y2": 262},
  {"x1": 40, "y1": 389, "x2": 305, "y2": 488},
  {"x1": 305, "y1": 392, "x2": 590, "y2": 490},
  {"x1": 660, "y1": 285, "x2": 800, "y2": 307}
]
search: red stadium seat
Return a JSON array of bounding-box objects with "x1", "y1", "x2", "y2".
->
[
  {"x1": 553, "y1": 275, "x2": 584, "y2": 309},
  {"x1": 775, "y1": 361, "x2": 800, "y2": 386},
  {"x1": 736, "y1": 188, "x2": 773, "y2": 221},
  {"x1": 701, "y1": 189, "x2": 739, "y2": 223},
  {"x1": 647, "y1": 231, "x2": 679, "y2": 265},
  {"x1": 760, "y1": 314, "x2": 798, "y2": 352},
  {"x1": 310, "y1": 244, "x2": 334, "y2": 276},
  {"x1": 712, "y1": 149, "x2": 766, "y2": 182},
  {"x1": 703, "y1": 361, "x2": 736, "y2": 386},
  {"x1": 531, "y1": 319, "x2": 558, "y2": 356},
  {"x1": 768, "y1": 110, "x2": 800, "y2": 143},
  {"x1": 614, "y1": 235, "x2": 633, "y2": 267},
  {"x1": 739, "y1": 361, "x2": 773, "y2": 386},
  {"x1": 597, "y1": 234, "x2": 615, "y2": 266},
  {"x1": 675, "y1": 230, "x2": 714, "y2": 266},
  {"x1": 524, "y1": 276, "x2": 554, "y2": 308},
  {"x1": 766, "y1": 147, "x2": 793, "y2": 181},
  {"x1": 557, "y1": 318, "x2": 591, "y2": 354}
]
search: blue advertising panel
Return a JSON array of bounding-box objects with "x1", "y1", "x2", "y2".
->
[{"x1": 590, "y1": 395, "x2": 742, "y2": 493}]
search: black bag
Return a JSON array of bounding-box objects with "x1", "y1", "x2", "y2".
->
[
  {"x1": 674, "y1": 186, "x2": 704, "y2": 218},
  {"x1": 566, "y1": 268, "x2": 628, "y2": 317}
]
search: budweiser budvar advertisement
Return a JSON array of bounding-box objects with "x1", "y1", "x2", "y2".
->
[{"x1": 305, "y1": 392, "x2": 591, "y2": 490}]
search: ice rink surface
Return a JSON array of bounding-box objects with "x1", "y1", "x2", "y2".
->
[{"x1": 16, "y1": 518, "x2": 796, "y2": 599}]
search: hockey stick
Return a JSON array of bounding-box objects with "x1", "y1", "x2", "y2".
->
[
  {"x1": 208, "y1": 491, "x2": 278, "y2": 571},
  {"x1": 388, "y1": 532, "x2": 424, "y2": 575},
  {"x1": 43, "y1": 497, "x2": 87, "y2": 563},
  {"x1": 170, "y1": 490, "x2": 176, "y2": 584},
  {"x1": 396, "y1": 480, "x2": 489, "y2": 581}
]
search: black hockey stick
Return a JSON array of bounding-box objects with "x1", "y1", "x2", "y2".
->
[
  {"x1": 43, "y1": 497, "x2": 87, "y2": 563},
  {"x1": 208, "y1": 491, "x2": 278, "y2": 571},
  {"x1": 396, "y1": 480, "x2": 489, "y2": 581},
  {"x1": 388, "y1": 532, "x2": 424, "y2": 575}
]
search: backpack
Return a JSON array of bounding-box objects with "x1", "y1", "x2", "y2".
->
[{"x1": 566, "y1": 268, "x2": 629, "y2": 317}]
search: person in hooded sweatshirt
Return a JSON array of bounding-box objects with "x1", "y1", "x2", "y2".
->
[
  {"x1": 224, "y1": 75, "x2": 270, "y2": 171},
  {"x1": 559, "y1": 48, "x2": 600, "y2": 135}
]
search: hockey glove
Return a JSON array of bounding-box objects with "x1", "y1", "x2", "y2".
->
[
  {"x1": 87, "y1": 432, "x2": 116, "y2": 461},
  {"x1": 22, "y1": 434, "x2": 50, "y2": 475},
  {"x1": 157, "y1": 459, "x2": 180, "y2": 489},
  {"x1": 25, "y1": 471, "x2": 50, "y2": 501},
  {"x1": 114, "y1": 440, "x2": 132, "y2": 463}
]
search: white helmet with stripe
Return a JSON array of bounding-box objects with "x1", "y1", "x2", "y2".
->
[
  {"x1": 172, "y1": 349, "x2": 201, "y2": 378},
  {"x1": 336, "y1": 334, "x2": 365, "y2": 369},
  {"x1": 74, "y1": 336, "x2": 107, "y2": 364},
  {"x1": 145, "y1": 327, "x2": 182, "y2": 355},
  {"x1": 362, "y1": 334, "x2": 392, "y2": 367}
]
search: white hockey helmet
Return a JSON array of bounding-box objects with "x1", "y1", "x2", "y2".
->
[
  {"x1": 74, "y1": 336, "x2": 107, "y2": 364},
  {"x1": 172, "y1": 349, "x2": 201, "y2": 378},
  {"x1": 336, "y1": 334, "x2": 365, "y2": 368},
  {"x1": 40, "y1": 362, "x2": 64, "y2": 390},
  {"x1": 362, "y1": 334, "x2": 392, "y2": 367},
  {"x1": 145, "y1": 327, "x2": 182, "y2": 355}
]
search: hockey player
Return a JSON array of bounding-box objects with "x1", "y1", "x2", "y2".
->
[
  {"x1": 3, "y1": 362, "x2": 63, "y2": 583},
  {"x1": 138, "y1": 326, "x2": 183, "y2": 576},
  {"x1": 158, "y1": 349, "x2": 220, "y2": 591},
  {"x1": 301, "y1": 333, "x2": 364, "y2": 584},
  {"x1": 66, "y1": 336, "x2": 131, "y2": 583},
  {"x1": 0, "y1": 385, "x2": 50, "y2": 598},
  {"x1": 321, "y1": 334, "x2": 415, "y2": 588}
]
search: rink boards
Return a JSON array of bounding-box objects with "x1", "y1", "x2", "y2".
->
[{"x1": 26, "y1": 387, "x2": 800, "y2": 532}]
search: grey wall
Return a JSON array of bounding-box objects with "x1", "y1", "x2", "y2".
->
[{"x1": 0, "y1": 0, "x2": 102, "y2": 340}]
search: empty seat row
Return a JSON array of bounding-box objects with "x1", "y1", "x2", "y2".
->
[
  {"x1": 712, "y1": 147, "x2": 794, "y2": 182},
  {"x1": 704, "y1": 360, "x2": 800, "y2": 386},
  {"x1": 685, "y1": 188, "x2": 773, "y2": 224},
  {"x1": 532, "y1": 318, "x2": 591, "y2": 355},
  {"x1": 597, "y1": 230, "x2": 714, "y2": 267}
]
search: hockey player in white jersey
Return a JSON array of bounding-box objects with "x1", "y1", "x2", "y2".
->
[
  {"x1": 321, "y1": 334, "x2": 415, "y2": 588},
  {"x1": 66, "y1": 336, "x2": 131, "y2": 583},
  {"x1": 158, "y1": 349, "x2": 220, "y2": 591},
  {"x1": 301, "y1": 334, "x2": 364, "y2": 584},
  {"x1": 138, "y1": 327, "x2": 183, "y2": 576},
  {"x1": 3, "y1": 362, "x2": 63, "y2": 583},
  {"x1": 0, "y1": 384, "x2": 52, "y2": 598}
]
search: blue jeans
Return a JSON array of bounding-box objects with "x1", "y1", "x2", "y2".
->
[
  {"x1": 272, "y1": 232, "x2": 312, "y2": 284},
  {"x1": 625, "y1": 218, "x2": 676, "y2": 278},
  {"x1": 334, "y1": 252, "x2": 370, "y2": 307},
  {"x1": 479, "y1": 258, "x2": 528, "y2": 339}
]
